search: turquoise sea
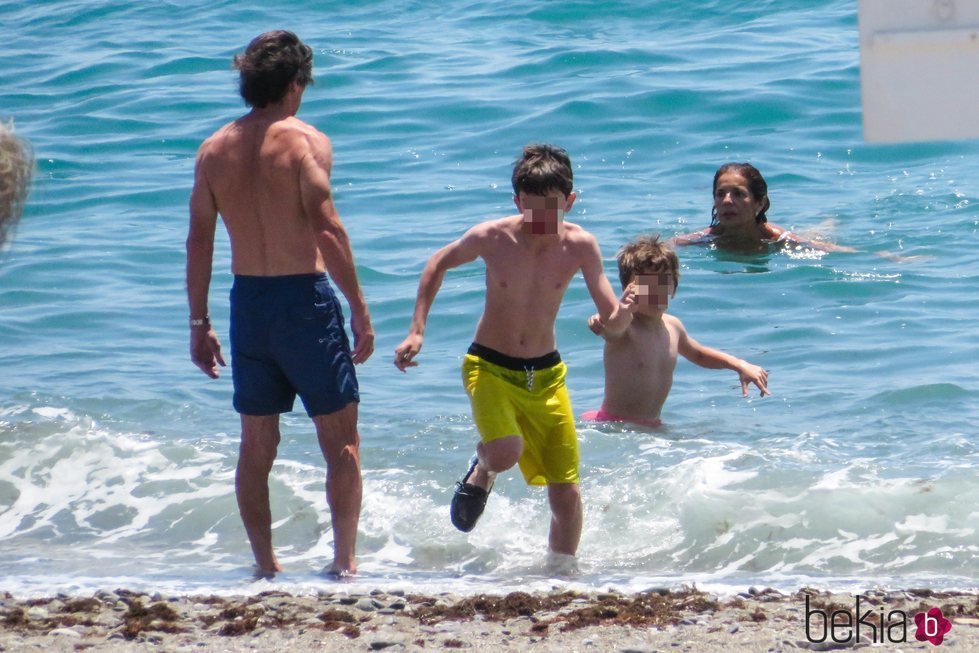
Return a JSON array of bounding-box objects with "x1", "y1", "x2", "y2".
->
[{"x1": 2, "y1": 0, "x2": 978, "y2": 597}]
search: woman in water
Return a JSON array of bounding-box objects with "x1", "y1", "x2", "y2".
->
[{"x1": 672, "y1": 162, "x2": 852, "y2": 252}]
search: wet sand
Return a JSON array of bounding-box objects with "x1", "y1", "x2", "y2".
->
[{"x1": 2, "y1": 586, "x2": 977, "y2": 651}]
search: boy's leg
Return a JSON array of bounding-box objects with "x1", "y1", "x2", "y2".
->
[
  {"x1": 236, "y1": 413, "x2": 283, "y2": 575},
  {"x1": 547, "y1": 482, "x2": 582, "y2": 556},
  {"x1": 312, "y1": 403, "x2": 362, "y2": 576},
  {"x1": 469, "y1": 435, "x2": 521, "y2": 489}
]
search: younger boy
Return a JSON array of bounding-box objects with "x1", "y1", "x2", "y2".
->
[
  {"x1": 585, "y1": 235, "x2": 769, "y2": 428},
  {"x1": 393, "y1": 144, "x2": 629, "y2": 558}
]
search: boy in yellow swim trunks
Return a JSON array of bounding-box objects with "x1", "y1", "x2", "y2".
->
[{"x1": 394, "y1": 144, "x2": 630, "y2": 558}]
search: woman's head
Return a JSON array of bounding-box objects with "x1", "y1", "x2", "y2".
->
[{"x1": 710, "y1": 162, "x2": 770, "y2": 227}]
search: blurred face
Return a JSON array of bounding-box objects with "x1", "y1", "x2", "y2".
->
[
  {"x1": 713, "y1": 171, "x2": 762, "y2": 228},
  {"x1": 631, "y1": 271, "x2": 675, "y2": 311},
  {"x1": 516, "y1": 190, "x2": 575, "y2": 235}
]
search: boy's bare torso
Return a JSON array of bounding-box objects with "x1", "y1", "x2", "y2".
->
[
  {"x1": 198, "y1": 114, "x2": 330, "y2": 276},
  {"x1": 601, "y1": 314, "x2": 681, "y2": 421},
  {"x1": 472, "y1": 216, "x2": 591, "y2": 358}
]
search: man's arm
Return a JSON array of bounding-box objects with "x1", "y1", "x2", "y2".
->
[
  {"x1": 299, "y1": 133, "x2": 374, "y2": 364},
  {"x1": 580, "y1": 234, "x2": 632, "y2": 336},
  {"x1": 393, "y1": 229, "x2": 481, "y2": 372},
  {"x1": 186, "y1": 145, "x2": 226, "y2": 379},
  {"x1": 674, "y1": 317, "x2": 770, "y2": 397}
]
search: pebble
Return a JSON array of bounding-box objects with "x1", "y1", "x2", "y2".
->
[
  {"x1": 25, "y1": 607, "x2": 47, "y2": 620},
  {"x1": 729, "y1": 624, "x2": 740, "y2": 634},
  {"x1": 355, "y1": 598, "x2": 378, "y2": 612},
  {"x1": 368, "y1": 641, "x2": 402, "y2": 651},
  {"x1": 435, "y1": 622, "x2": 461, "y2": 633},
  {"x1": 48, "y1": 628, "x2": 81, "y2": 638},
  {"x1": 338, "y1": 596, "x2": 358, "y2": 606},
  {"x1": 643, "y1": 587, "x2": 672, "y2": 596}
]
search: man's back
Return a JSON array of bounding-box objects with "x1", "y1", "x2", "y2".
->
[{"x1": 200, "y1": 113, "x2": 329, "y2": 276}]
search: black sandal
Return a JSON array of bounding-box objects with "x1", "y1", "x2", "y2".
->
[{"x1": 450, "y1": 456, "x2": 493, "y2": 532}]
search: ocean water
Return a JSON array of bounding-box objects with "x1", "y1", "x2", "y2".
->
[{"x1": 2, "y1": 0, "x2": 978, "y2": 598}]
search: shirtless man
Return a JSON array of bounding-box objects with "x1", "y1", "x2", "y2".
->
[
  {"x1": 393, "y1": 144, "x2": 628, "y2": 560},
  {"x1": 186, "y1": 31, "x2": 373, "y2": 577},
  {"x1": 584, "y1": 235, "x2": 769, "y2": 429}
]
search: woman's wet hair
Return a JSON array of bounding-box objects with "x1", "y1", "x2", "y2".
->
[{"x1": 710, "y1": 162, "x2": 770, "y2": 226}]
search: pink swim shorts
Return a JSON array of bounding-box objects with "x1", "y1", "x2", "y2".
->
[{"x1": 581, "y1": 408, "x2": 662, "y2": 429}]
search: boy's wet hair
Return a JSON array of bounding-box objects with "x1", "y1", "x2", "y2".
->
[
  {"x1": 710, "y1": 162, "x2": 771, "y2": 226},
  {"x1": 0, "y1": 121, "x2": 33, "y2": 248},
  {"x1": 234, "y1": 30, "x2": 314, "y2": 108},
  {"x1": 616, "y1": 235, "x2": 679, "y2": 293},
  {"x1": 511, "y1": 144, "x2": 573, "y2": 197}
]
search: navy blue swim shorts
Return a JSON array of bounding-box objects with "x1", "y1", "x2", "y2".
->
[{"x1": 229, "y1": 273, "x2": 359, "y2": 417}]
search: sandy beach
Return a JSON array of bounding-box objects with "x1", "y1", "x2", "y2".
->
[{"x1": 2, "y1": 586, "x2": 976, "y2": 652}]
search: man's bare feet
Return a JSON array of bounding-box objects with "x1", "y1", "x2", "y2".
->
[
  {"x1": 324, "y1": 565, "x2": 357, "y2": 581},
  {"x1": 251, "y1": 562, "x2": 283, "y2": 580}
]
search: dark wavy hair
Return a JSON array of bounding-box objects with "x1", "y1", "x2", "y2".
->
[
  {"x1": 234, "y1": 31, "x2": 314, "y2": 108},
  {"x1": 710, "y1": 162, "x2": 770, "y2": 226},
  {"x1": 511, "y1": 143, "x2": 574, "y2": 197}
]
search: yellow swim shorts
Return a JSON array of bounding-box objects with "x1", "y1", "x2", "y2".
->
[{"x1": 461, "y1": 344, "x2": 579, "y2": 486}]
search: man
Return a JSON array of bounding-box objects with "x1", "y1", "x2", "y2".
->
[
  {"x1": 0, "y1": 121, "x2": 33, "y2": 248},
  {"x1": 394, "y1": 144, "x2": 629, "y2": 562},
  {"x1": 186, "y1": 31, "x2": 373, "y2": 577}
]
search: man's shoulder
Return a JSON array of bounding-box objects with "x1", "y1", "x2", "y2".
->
[
  {"x1": 266, "y1": 118, "x2": 330, "y2": 154},
  {"x1": 199, "y1": 120, "x2": 237, "y2": 153}
]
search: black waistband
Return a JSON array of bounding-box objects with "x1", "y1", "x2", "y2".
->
[
  {"x1": 232, "y1": 272, "x2": 328, "y2": 285},
  {"x1": 468, "y1": 343, "x2": 561, "y2": 371}
]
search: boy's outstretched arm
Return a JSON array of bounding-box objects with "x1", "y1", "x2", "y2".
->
[
  {"x1": 580, "y1": 235, "x2": 633, "y2": 336},
  {"x1": 587, "y1": 283, "x2": 637, "y2": 340},
  {"x1": 393, "y1": 230, "x2": 481, "y2": 372},
  {"x1": 674, "y1": 317, "x2": 770, "y2": 397}
]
